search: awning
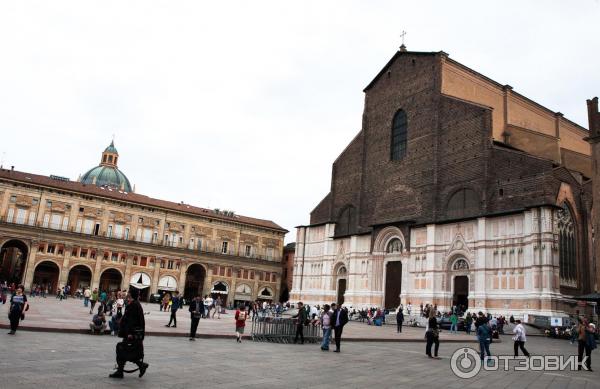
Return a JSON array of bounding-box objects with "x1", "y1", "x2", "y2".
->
[
  {"x1": 130, "y1": 272, "x2": 151, "y2": 289},
  {"x1": 158, "y1": 275, "x2": 178, "y2": 292}
]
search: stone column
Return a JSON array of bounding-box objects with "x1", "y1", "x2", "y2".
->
[
  {"x1": 59, "y1": 245, "x2": 71, "y2": 287},
  {"x1": 22, "y1": 243, "x2": 39, "y2": 291},
  {"x1": 151, "y1": 258, "x2": 160, "y2": 294},
  {"x1": 178, "y1": 261, "x2": 188, "y2": 294},
  {"x1": 91, "y1": 255, "x2": 103, "y2": 290},
  {"x1": 122, "y1": 255, "x2": 133, "y2": 291}
]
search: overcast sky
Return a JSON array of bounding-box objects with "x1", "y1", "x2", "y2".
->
[{"x1": 1, "y1": 1, "x2": 599, "y2": 242}]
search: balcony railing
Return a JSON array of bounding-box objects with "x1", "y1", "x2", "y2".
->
[{"x1": 0, "y1": 216, "x2": 281, "y2": 263}]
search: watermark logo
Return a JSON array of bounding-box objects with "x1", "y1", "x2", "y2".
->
[
  {"x1": 450, "y1": 347, "x2": 587, "y2": 378},
  {"x1": 450, "y1": 348, "x2": 481, "y2": 378}
]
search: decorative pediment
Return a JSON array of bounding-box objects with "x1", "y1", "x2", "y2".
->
[{"x1": 446, "y1": 233, "x2": 471, "y2": 257}]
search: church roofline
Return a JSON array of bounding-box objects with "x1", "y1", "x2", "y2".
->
[
  {"x1": 363, "y1": 50, "x2": 444, "y2": 92},
  {"x1": 362, "y1": 49, "x2": 589, "y2": 133}
]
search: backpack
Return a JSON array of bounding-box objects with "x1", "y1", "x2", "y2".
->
[{"x1": 238, "y1": 311, "x2": 247, "y2": 321}]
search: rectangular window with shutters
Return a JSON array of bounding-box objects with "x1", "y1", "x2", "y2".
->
[
  {"x1": 124, "y1": 227, "x2": 130, "y2": 240},
  {"x1": 266, "y1": 247, "x2": 274, "y2": 260},
  {"x1": 243, "y1": 270, "x2": 248, "y2": 279},
  {"x1": 28, "y1": 212, "x2": 36, "y2": 226},
  {"x1": 90, "y1": 250, "x2": 96, "y2": 259},
  {"x1": 50, "y1": 213, "x2": 61, "y2": 229},
  {"x1": 62, "y1": 217, "x2": 69, "y2": 231},
  {"x1": 83, "y1": 219, "x2": 93, "y2": 234},
  {"x1": 140, "y1": 257, "x2": 148, "y2": 267},
  {"x1": 271, "y1": 274, "x2": 276, "y2": 282},
  {"x1": 107, "y1": 225, "x2": 113, "y2": 238},
  {"x1": 111, "y1": 253, "x2": 118, "y2": 262},
  {"x1": 189, "y1": 238, "x2": 195, "y2": 250},
  {"x1": 197, "y1": 239, "x2": 202, "y2": 251},
  {"x1": 227, "y1": 267, "x2": 231, "y2": 277},
  {"x1": 168, "y1": 260, "x2": 174, "y2": 270},
  {"x1": 43, "y1": 213, "x2": 50, "y2": 228},
  {"x1": 15, "y1": 208, "x2": 26, "y2": 224},
  {"x1": 114, "y1": 224, "x2": 123, "y2": 239},
  {"x1": 221, "y1": 241, "x2": 228, "y2": 254},
  {"x1": 71, "y1": 247, "x2": 78, "y2": 257},
  {"x1": 75, "y1": 219, "x2": 82, "y2": 233},
  {"x1": 245, "y1": 245, "x2": 252, "y2": 257},
  {"x1": 47, "y1": 245, "x2": 55, "y2": 254},
  {"x1": 219, "y1": 267, "x2": 225, "y2": 276},
  {"x1": 237, "y1": 269, "x2": 242, "y2": 278},
  {"x1": 80, "y1": 249, "x2": 88, "y2": 258},
  {"x1": 6, "y1": 208, "x2": 14, "y2": 223}
]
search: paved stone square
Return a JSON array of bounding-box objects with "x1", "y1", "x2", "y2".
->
[
  {"x1": 0, "y1": 330, "x2": 599, "y2": 389},
  {"x1": 0, "y1": 297, "x2": 480, "y2": 342}
]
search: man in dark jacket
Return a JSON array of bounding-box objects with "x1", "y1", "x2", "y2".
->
[
  {"x1": 109, "y1": 288, "x2": 148, "y2": 379},
  {"x1": 292, "y1": 302, "x2": 307, "y2": 344},
  {"x1": 396, "y1": 308, "x2": 404, "y2": 333},
  {"x1": 331, "y1": 303, "x2": 349, "y2": 352},
  {"x1": 189, "y1": 295, "x2": 204, "y2": 341}
]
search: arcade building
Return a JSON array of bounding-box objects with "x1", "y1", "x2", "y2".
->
[{"x1": 0, "y1": 141, "x2": 287, "y2": 304}]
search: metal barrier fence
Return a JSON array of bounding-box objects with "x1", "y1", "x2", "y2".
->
[{"x1": 251, "y1": 317, "x2": 322, "y2": 343}]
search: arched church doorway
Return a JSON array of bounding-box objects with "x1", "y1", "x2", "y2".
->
[
  {"x1": 453, "y1": 275, "x2": 469, "y2": 311},
  {"x1": 68, "y1": 265, "x2": 92, "y2": 292},
  {"x1": 99, "y1": 268, "x2": 122, "y2": 293},
  {"x1": 384, "y1": 261, "x2": 402, "y2": 309},
  {"x1": 335, "y1": 265, "x2": 347, "y2": 306},
  {"x1": 32, "y1": 261, "x2": 60, "y2": 294},
  {"x1": 184, "y1": 264, "x2": 206, "y2": 301},
  {"x1": 0, "y1": 239, "x2": 28, "y2": 285}
]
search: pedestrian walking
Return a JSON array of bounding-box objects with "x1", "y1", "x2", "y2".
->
[
  {"x1": 577, "y1": 317, "x2": 596, "y2": 371},
  {"x1": 234, "y1": 304, "x2": 248, "y2": 343},
  {"x1": 7, "y1": 285, "x2": 28, "y2": 335},
  {"x1": 477, "y1": 319, "x2": 492, "y2": 364},
  {"x1": 396, "y1": 307, "x2": 404, "y2": 333},
  {"x1": 512, "y1": 319, "x2": 530, "y2": 357},
  {"x1": 212, "y1": 296, "x2": 222, "y2": 319},
  {"x1": 320, "y1": 304, "x2": 332, "y2": 351},
  {"x1": 205, "y1": 295, "x2": 214, "y2": 319},
  {"x1": 83, "y1": 287, "x2": 91, "y2": 307},
  {"x1": 425, "y1": 311, "x2": 440, "y2": 359},
  {"x1": 189, "y1": 295, "x2": 204, "y2": 341},
  {"x1": 331, "y1": 303, "x2": 348, "y2": 353},
  {"x1": 293, "y1": 302, "x2": 307, "y2": 344},
  {"x1": 165, "y1": 291, "x2": 180, "y2": 328},
  {"x1": 450, "y1": 312, "x2": 458, "y2": 334},
  {"x1": 109, "y1": 289, "x2": 149, "y2": 379},
  {"x1": 465, "y1": 312, "x2": 473, "y2": 335},
  {"x1": 89, "y1": 288, "x2": 98, "y2": 314}
]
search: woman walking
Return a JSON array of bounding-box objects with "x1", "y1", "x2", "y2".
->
[
  {"x1": 512, "y1": 319, "x2": 530, "y2": 357},
  {"x1": 425, "y1": 310, "x2": 440, "y2": 358},
  {"x1": 7, "y1": 285, "x2": 28, "y2": 335}
]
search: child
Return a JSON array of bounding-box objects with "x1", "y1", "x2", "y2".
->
[{"x1": 235, "y1": 304, "x2": 248, "y2": 343}]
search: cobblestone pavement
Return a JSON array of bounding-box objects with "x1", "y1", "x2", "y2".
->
[
  {"x1": 0, "y1": 330, "x2": 598, "y2": 389},
  {"x1": 0, "y1": 297, "x2": 480, "y2": 342}
]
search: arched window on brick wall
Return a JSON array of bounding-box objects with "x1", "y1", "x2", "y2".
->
[
  {"x1": 447, "y1": 188, "x2": 479, "y2": 219},
  {"x1": 558, "y1": 203, "x2": 577, "y2": 287},
  {"x1": 336, "y1": 205, "x2": 356, "y2": 236},
  {"x1": 390, "y1": 109, "x2": 408, "y2": 161}
]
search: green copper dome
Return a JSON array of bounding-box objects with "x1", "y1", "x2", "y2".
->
[
  {"x1": 80, "y1": 166, "x2": 132, "y2": 192},
  {"x1": 80, "y1": 141, "x2": 132, "y2": 192}
]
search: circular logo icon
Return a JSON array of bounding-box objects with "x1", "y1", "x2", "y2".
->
[{"x1": 450, "y1": 347, "x2": 481, "y2": 379}]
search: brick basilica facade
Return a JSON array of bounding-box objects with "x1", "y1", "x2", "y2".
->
[
  {"x1": 0, "y1": 142, "x2": 287, "y2": 304},
  {"x1": 291, "y1": 47, "x2": 599, "y2": 317}
]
